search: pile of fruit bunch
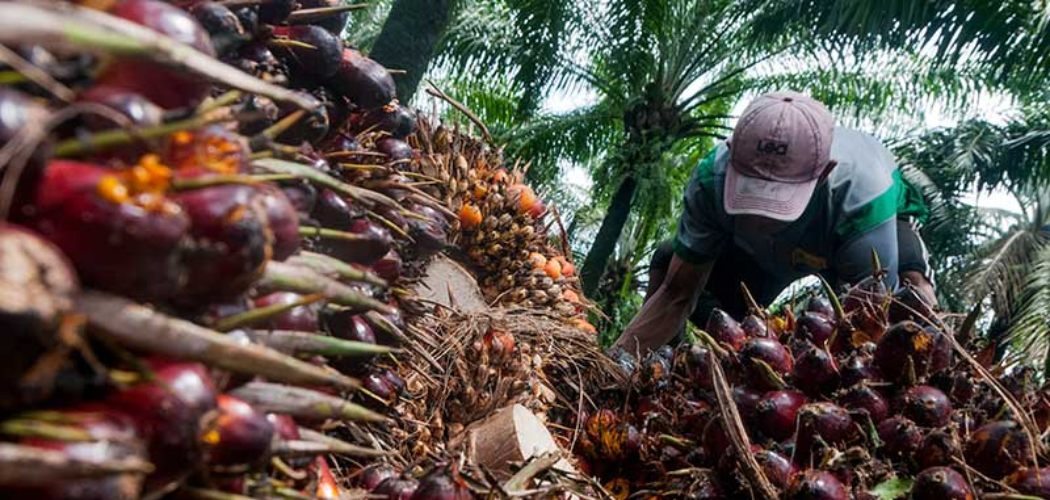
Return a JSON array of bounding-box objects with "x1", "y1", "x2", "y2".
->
[
  {"x1": 386, "y1": 304, "x2": 624, "y2": 465},
  {"x1": 388, "y1": 117, "x2": 595, "y2": 333},
  {"x1": 573, "y1": 271, "x2": 1050, "y2": 499},
  {"x1": 0, "y1": 0, "x2": 589, "y2": 497}
]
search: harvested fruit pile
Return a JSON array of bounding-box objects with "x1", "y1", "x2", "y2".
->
[
  {"x1": 0, "y1": 1, "x2": 599, "y2": 498},
  {"x1": 581, "y1": 274, "x2": 1050, "y2": 499}
]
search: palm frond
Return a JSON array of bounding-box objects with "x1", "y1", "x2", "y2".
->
[
  {"x1": 965, "y1": 229, "x2": 1044, "y2": 315},
  {"x1": 1002, "y1": 241, "x2": 1050, "y2": 363}
]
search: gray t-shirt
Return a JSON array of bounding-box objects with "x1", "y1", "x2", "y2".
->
[{"x1": 673, "y1": 126, "x2": 910, "y2": 288}]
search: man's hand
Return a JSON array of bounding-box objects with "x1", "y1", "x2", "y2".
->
[{"x1": 613, "y1": 255, "x2": 710, "y2": 355}]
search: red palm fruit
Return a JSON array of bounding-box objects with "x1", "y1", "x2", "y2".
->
[
  {"x1": 843, "y1": 274, "x2": 889, "y2": 339},
  {"x1": 363, "y1": 369, "x2": 403, "y2": 403},
  {"x1": 874, "y1": 321, "x2": 951, "y2": 383},
  {"x1": 206, "y1": 394, "x2": 275, "y2": 467},
  {"x1": 483, "y1": 328, "x2": 517, "y2": 360},
  {"x1": 406, "y1": 204, "x2": 449, "y2": 258},
  {"x1": 236, "y1": 94, "x2": 280, "y2": 136},
  {"x1": 326, "y1": 48, "x2": 397, "y2": 110},
  {"x1": 911, "y1": 467, "x2": 974, "y2": 500},
  {"x1": 877, "y1": 416, "x2": 923, "y2": 459},
  {"x1": 741, "y1": 314, "x2": 770, "y2": 338},
  {"x1": 411, "y1": 464, "x2": 473, "y2": 500},
  {"x1": 725, "y1": 448, "x2": 796, "y2": 491},
  {"x1": 166, "y1": 125, "x2": 249, "y2": 177},
  {"x1": 30, "y1": 160, "x2": 188, "y2": 301},
  {"x1": 100, "y1": 0, "x2": 215, "y2": 109},
  {"x1": 361, "y1": 464, "x2": 399, "y2": 491},
  {"x1": 376, "y1": 137, "x2": 414, "y2": 161},
  {"x1": 372, "y1": 250, "x2": 403, "y2": 282},
  {"x1": 352, "y1": 105, "x2": 417, "y2": 139},
  {"x1": 79, "y1": 85, "x2": 163, "y2": 131},
  {"x1": 256, "y1": 185, "x2": 300, "y2": 261},
  {"x1": 706, "y1": 308, "x2": 747, "y2": 351},
  {"x1": 1007, "y1": 467, "x2": 1050, "y2": 498},
  {"x1": 792, "y1": 343, "x2": 840, "y2": 395},
  {"x1": 896, "y1": 385, "x2": 953, "y2": 428},
  {"x1": 258, "y1": 0, "x2": 297, "y2": 23},
  {"x1": 173, "y1": 184, "x2": 273, "y2": 302},
  {"x1": 0, "y1": 225, "x2": 77, "y2": 410},
  {"x1": 786, "y1": 470, "x2": 848, "y2": 500},
  {"x1": 253, "y1": 292, "x2": 319, "y2": 332},
  {"x1": 313, "y1": 456, "x2": 341, "y2": 499},
  {"x1": 312, "y1": 188, "x2": 364, "y2": 230},
  {"x1": 280, "y1": 180, "x2": 318, "y2": 215},
  {"x1": 5, "y1": 408, "x2": 146, "y2": 500},
  {"x1": 105, "y1": 358, "x2": 218, "y2": 493},
  {"x1": 964, "y1": 420, "x2": 1033, "y2": 479},
  {"x1": 741, "y1": 337, "x2": 794, "y2": 389},
  {"x1": 755, "y1": 390, "x2": 807, "y2": 441},
  {"x1": 375, "y1": 477, "x2": 419, "y2": 500},
  {"x1": 806, "y1": 296, "x2": 836, "y2": 319},
  {"x1": 837, "y1": 385, "x2": 889, "y2": 424},
  {"x1": 795, "y1": 312, "x2": 836, "y2": 347},
  {"x1": 839, "y1": 351, "x2": 878, "y2": 387},
  {"x1": 915, "y1": 429, "x2": 960, "y2": 470},
  {"x1": 273, "y1": 99, "x2": 331, "y2": 145},
  {"x1": 314, "y1": 217, "x2": 394, "y2": 265},
  {"x1": 733, "y1": 385, "x2": 763, "y2": 424},
  {"x1": 324, "y1": 311, "x2": 377, "y2": 344},
  {"x1": 380, "y1": 369, "x2": 406, "y2": 395},
  {"x1": 266, "y1": 414, "x2": 300, "y2": 440},
  {"x1": 795, "y1": 403, "x2": 855, "y2": 460},
  {"x1": 680, "y1": 398, "x2": 713, "y2": 438},
  {"x1": 271, "y1": 25, "x2": 344, "y2": 81},
  {"x1": 190, "y1": 1, "x2": 247, "y2": 57},
  {"x1": 702, "y1": 419, "x2": 731, "y2": 459},
  {"x1": 297, "y1": 0, "x2": 350, "y2": 34},
  {"x1": 758, "y1": 449, "x2": 798, "y2": 490},
  {"x1": 684, "y1": 344, "x2": 714, "y2": 389}
]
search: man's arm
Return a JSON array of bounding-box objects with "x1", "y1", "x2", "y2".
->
[{"x1": 613, "y1": 255, "x2": 712, "y2": 355}]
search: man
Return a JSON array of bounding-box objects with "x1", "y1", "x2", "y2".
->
[{"x1": 613, "y1": 91, "x2": 935, "y2": 354}]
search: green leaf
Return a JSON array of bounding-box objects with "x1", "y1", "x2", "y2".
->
[{"x1": 868, "y1": 477, "x2": 913, "y2": 500}]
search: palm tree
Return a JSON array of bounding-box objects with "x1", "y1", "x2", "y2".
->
[
  {"x1": 368, "y1": 0, "x2": 461, "y2": 101},
  {"x1": 894, "y1": 107, "x2": 1050, "y2": 365},
  {"x1": 456, "y1": 0, "x2": 1015, "y2": 297}
]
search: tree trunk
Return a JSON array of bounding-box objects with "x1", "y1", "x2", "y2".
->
[
  {"x1": 581, "y1": 176, "x2": 637, "y2": 296},
  {"x1": 368, "y1": 0, "x2": 457, "y2": 103}
]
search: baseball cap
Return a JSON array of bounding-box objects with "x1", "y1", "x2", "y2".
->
[{"x1": 724, "y1": 91, "x2": 835, "y2": 221}]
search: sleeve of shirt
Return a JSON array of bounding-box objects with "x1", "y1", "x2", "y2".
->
[
  {"x1": 672, "y1": 150, "x2": 727, "y2": 265},
  {"x1": 833, "y1": 218, "x2": 899, "y2": 289}
]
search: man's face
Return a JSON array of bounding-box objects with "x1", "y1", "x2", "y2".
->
[{"x1": 735, "y1": 214, "x2": 792, "y2": 235}]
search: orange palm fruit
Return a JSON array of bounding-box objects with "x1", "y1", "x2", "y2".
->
[
  {"x1": 458, "y1": 203, "x2": 482, "y2": 229},
  {"x1": 572, "y1": 317, "x2": 597, "y2": 334},
  {"x1": 562, "y1": 289, "x2": 581, "y2": 303},
  {"x1": 556, "y1": 256, "x2": 576, "y2": 277},
  {"x1": 543, "y1": 257, "x2": 562, "y2": 279}
]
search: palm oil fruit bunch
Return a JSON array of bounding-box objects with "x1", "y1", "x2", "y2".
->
[
  {"x1": 390, "y1": 119, "x2": 592, "y2": 333},
  {"x1": 0, "y1": 0, "x2": 464, "y2": 497},
  {"x1": 582, "y1": 269, "x2": 1050, "y2": 498}
]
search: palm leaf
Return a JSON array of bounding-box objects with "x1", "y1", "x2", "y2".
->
[{"x1": 1002, "y1": 241, "x2": 1050, "y2": 364}]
